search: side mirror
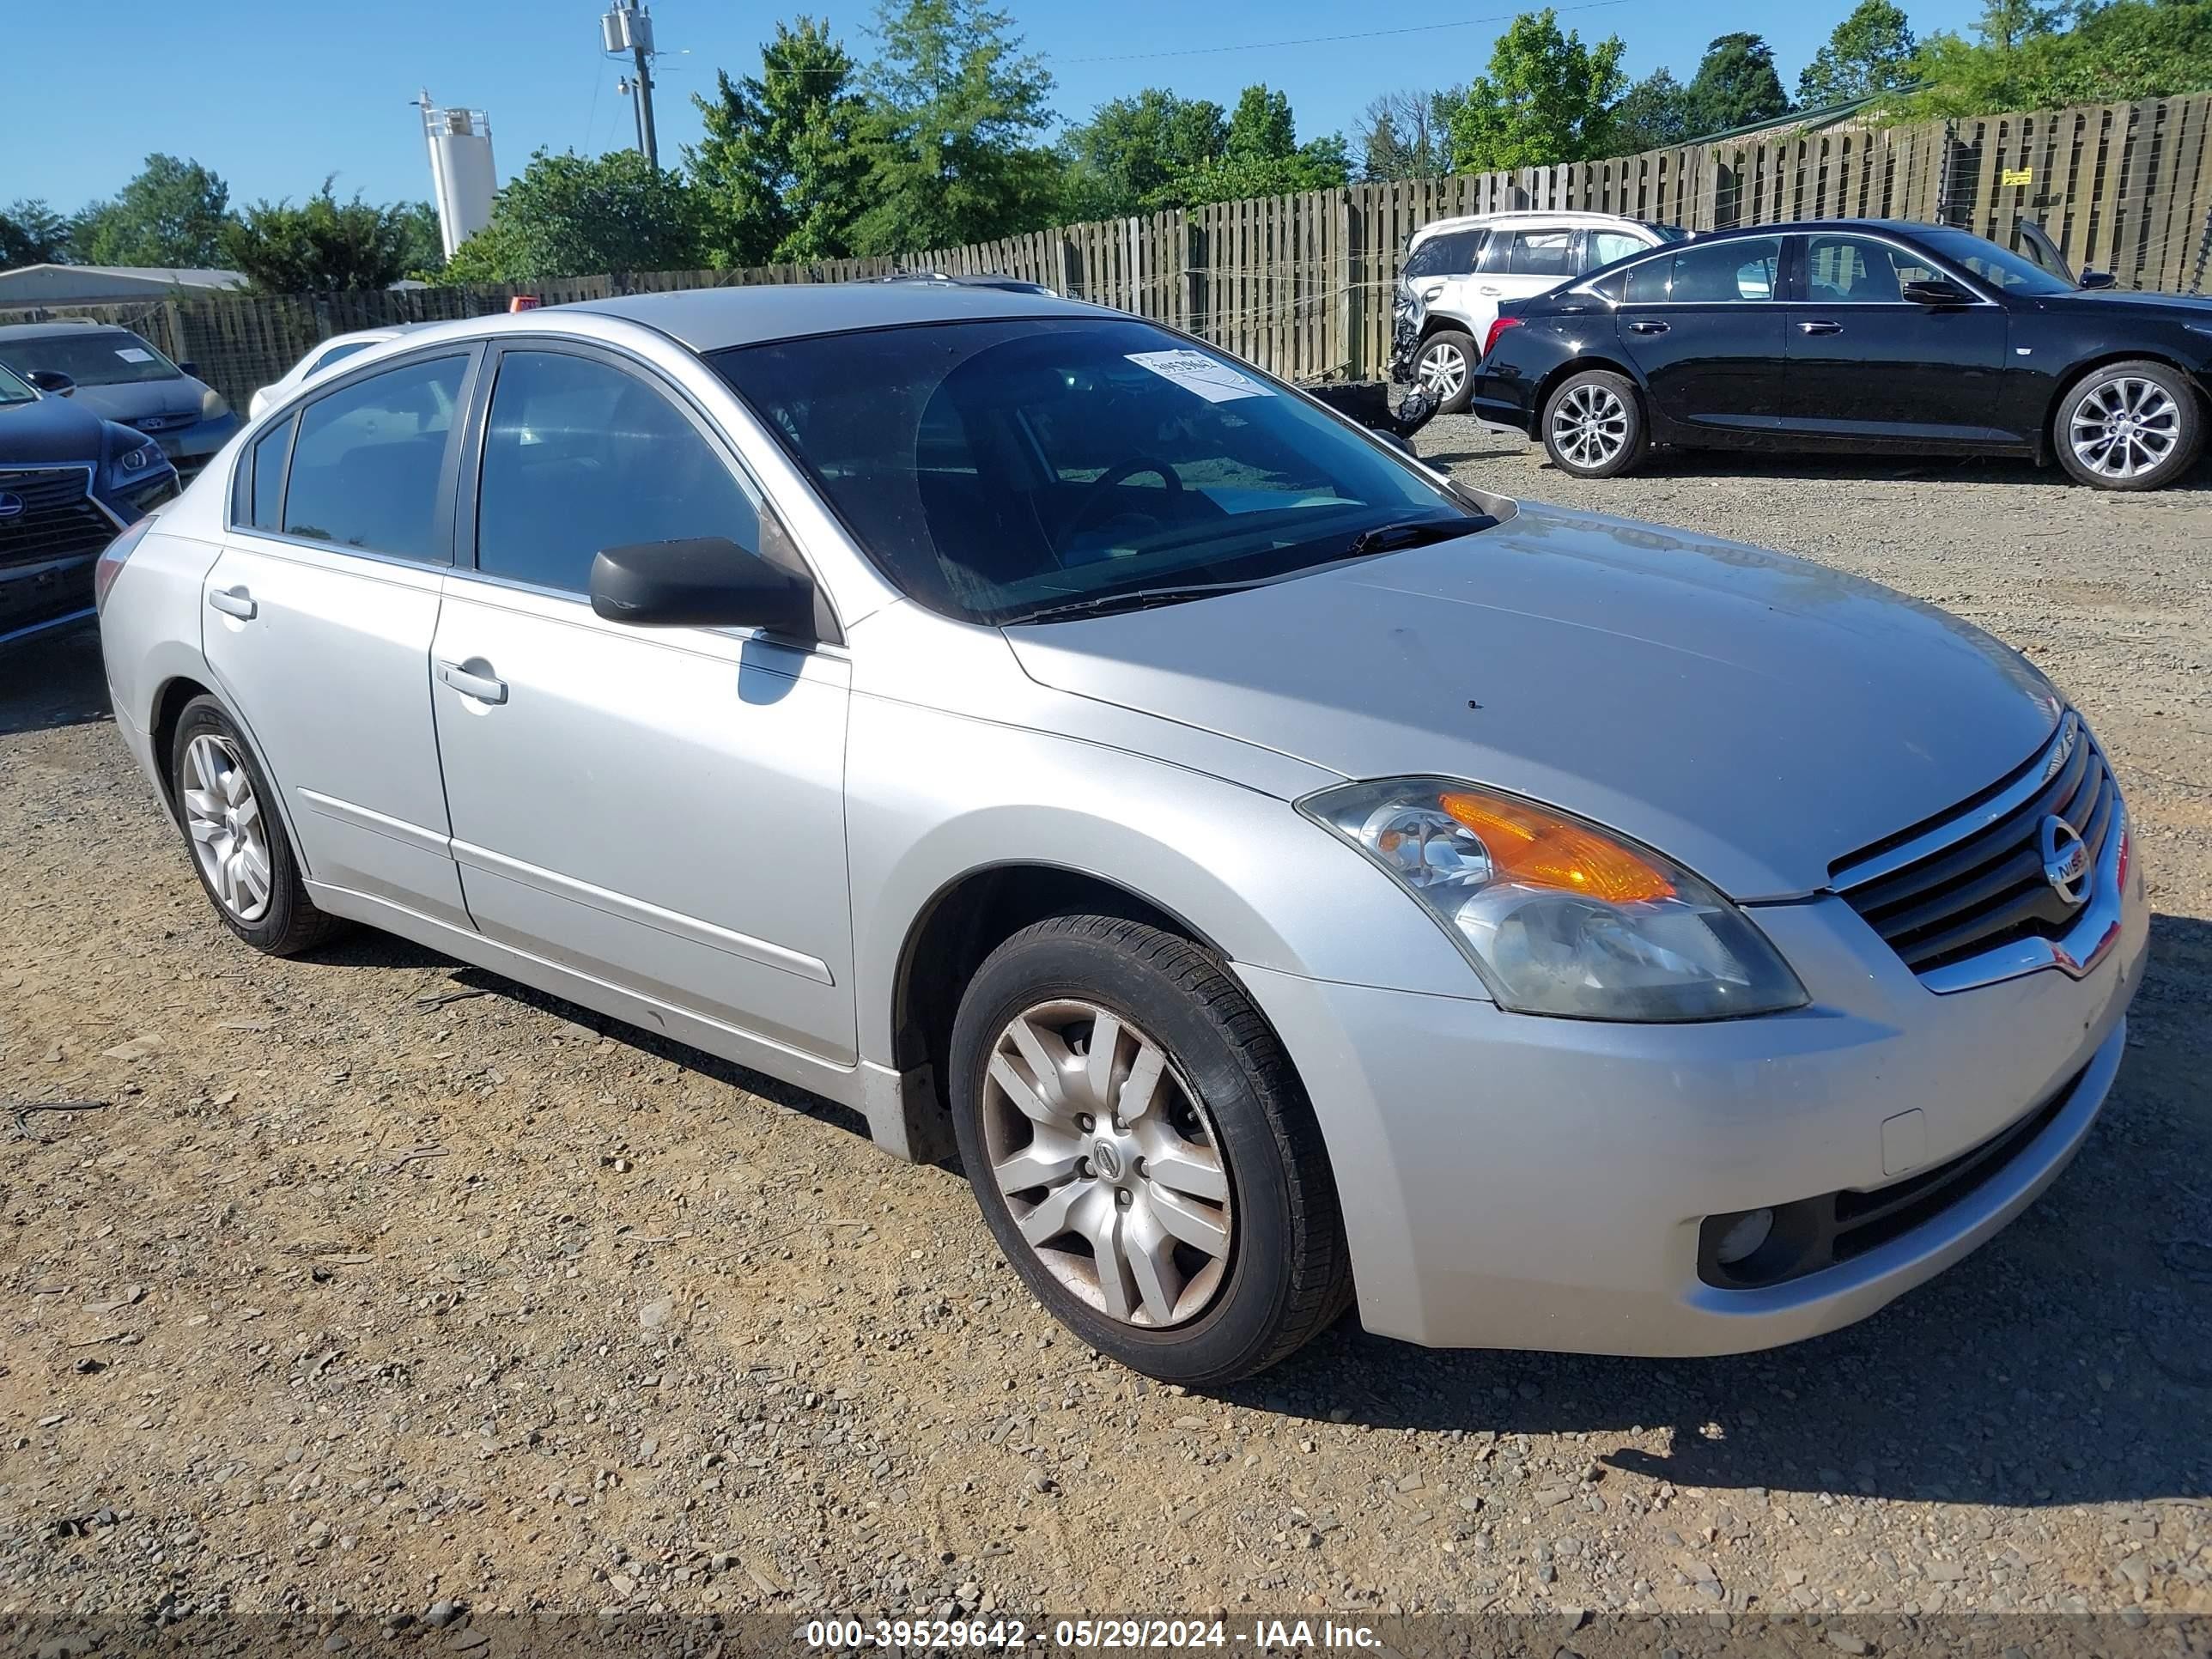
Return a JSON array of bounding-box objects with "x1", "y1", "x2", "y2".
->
[
  {"x1": 25, "y1": 368, "x2": 75, "y2": 396},
  {"x1": 590, "y1": 536, "x2": 817, "y2": 638},
  {"x1": 1902, "y1": 277, "x2": 1972, "y2": 307},
  {"x1": 2079, "y1": 270, "x2": 2117, "y2": 290},
  {"x1": 176, "y1": 361, "x2": 200, "y2": 378}
]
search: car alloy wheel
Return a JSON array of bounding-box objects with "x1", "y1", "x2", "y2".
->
[
  {"x1": 181, "y1": 732, "x2": 273, "y2": 923},
  {"x1": 1550, "y1": 381, "x2": 1632, "y2": 470},
  {"x1": 980, "y1": 998, "x2": 1233, "y2": 1328},
  {"x1": 2069, "y1": 374, "x2": 2180, "y2": 481},
  {"x1": 1416, "y1": 340, "x2": 1468, "y2": 400}
]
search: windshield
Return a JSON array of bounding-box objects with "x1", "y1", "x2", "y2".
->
[
  {"x1": 0, "y1": 362, "x2": 35, "y2": 404},
  {"x1": 710, "y1": 318, "x2": 1486, "y2": 624},
  {"x1": 0, "y1": 329, "x2": 185, "y2": 387},
  {"x1": 1917, "y1": 228, "x2": 2075, "y2": 295}
]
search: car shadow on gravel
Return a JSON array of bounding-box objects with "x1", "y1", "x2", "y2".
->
[
  {"x1": 0, "y1": 627, "x2": 112, "y2": 736},
  {"x1": 1215, "y1": 910, "x2": 2212, "y2": 1511}
]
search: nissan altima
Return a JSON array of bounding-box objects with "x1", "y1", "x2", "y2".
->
[{"x1": 95, "y1": 284, "x2": 2147, "y2": 1382}]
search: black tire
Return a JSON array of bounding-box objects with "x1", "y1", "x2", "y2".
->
[
  {"x1": 167, "y1": 695, "x2": 346, "y2": 957},
  {"x1": 2051, "y1": 359, "x2": 2203, "y2": 490},
  {"x1": 1541, "y1": 368, "x2": 1648, "y2": 478},
  {"x1": 948, "y1": 915, "x2": 1352, "y2": 1384},
  {"x1": 1412, "y1": 328, "x2": 1478, "y2": 416}
]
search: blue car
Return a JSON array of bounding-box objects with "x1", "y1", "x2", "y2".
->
[
  {"x1": 0, "y1": 320, "x2": 240, "y2": 483},
  {"x1": 0, "y1": 359, "x2": 179, "y2": 647}
]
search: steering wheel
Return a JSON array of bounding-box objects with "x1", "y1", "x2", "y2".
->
[{"x1": 1060, "y1": 456, "x2": 1185, "y2": 547}]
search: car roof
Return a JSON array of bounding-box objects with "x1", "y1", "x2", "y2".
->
[
  {"x1": 1410, "y1": 210, "x2": 1663, "y2": 244},
  {"x1": 569, "y1": 281, "x2": 1101, "y2": 351},
  {"x1": 0, "y1": 320, "x2": 143, "y2": 341},
  {"x1": 1665, "y1": 217, "x2": 1948, "y2": 240}
]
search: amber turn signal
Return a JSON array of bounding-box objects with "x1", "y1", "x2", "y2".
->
[{"x1": 1439, "y1": 791, "x2": 1676, "y2": 904}]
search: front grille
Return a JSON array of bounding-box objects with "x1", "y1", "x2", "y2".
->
[
  {"x1": 129, "y1": 411, "x2": 194, "y2": 433},
  {"x1": 1830, "y1": 712, "x2": 2116, "y2": 976},
  {"x1": 1698, "y1": 1060, "x2": 2087, "y2": 1289},
  {"x1": 0, "y1": 467, "x2": 114, "y2": 572}
]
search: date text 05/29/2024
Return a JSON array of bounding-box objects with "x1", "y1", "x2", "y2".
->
[{"x1": 803, "y1": 1619, "x2": 1383, "y2": 1651}]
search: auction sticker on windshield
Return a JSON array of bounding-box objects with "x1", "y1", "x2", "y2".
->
[{"x1": 1125, "y1": 349, "x2": 1270, "y2": 404}]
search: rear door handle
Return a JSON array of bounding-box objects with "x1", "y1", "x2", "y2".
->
[
  {"x1": 207, "y1": 586, "x2": 256, "y2": 620},
  {"x1": 436, "y1": 659, "x2": 508, "y2": 705},
  {"x1": 1798, "y1": 319, "x2": 1844, "y2": 335},
  {"x1": 1478, "y1": 285, "x2": 1503, "y2": 296},
  {"x1": 1629, "y1": 319, "x2": 1670, "y2": 335}
]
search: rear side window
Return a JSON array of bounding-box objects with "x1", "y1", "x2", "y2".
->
[
  {"x1": 1402, "y1": 230, "x2": 1480, "y2": 279},
  {"x1": 1506, "y1": 230, "x2": 1576, "y2": 276},
  {"x1": 246, "y1": 415, "x2": 295, "y2": 532},
  {"x1": 283, "y1": 356, "x2": 466, "y2": 561},
  {"x1": 473, "y1": 349, "x2": 760, "y2": 597},
  {"x1": 1585, "y1": 230, "x2": 1647, "y2": 271},
  {"x1": 1625, "y1": 238, "x2": 1782, "y2": 303},
  {"x1": 311, "y1": 340, "x2": 377, "y2": 374}
]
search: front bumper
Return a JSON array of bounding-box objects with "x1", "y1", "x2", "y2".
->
[
  {"x1": 1237, "y1": 858, "x2": 2148, "y2": 1356},
  {"x1": 149, "y1": 410, "x2": 240, "y2": 478}
]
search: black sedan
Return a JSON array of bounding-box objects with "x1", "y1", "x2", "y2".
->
[
  {"x1": 1468, "y1": 218, "x2": 2212, "y2": 490},
  {"x1": 1, "y1": 360, "x2": 179, "y2": 647}
]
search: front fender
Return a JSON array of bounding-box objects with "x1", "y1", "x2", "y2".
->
[{"x1": 843, "y1": 692, "x2": 1486, "y2": 1070}]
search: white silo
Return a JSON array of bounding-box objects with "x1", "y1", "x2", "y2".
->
[{"x1": 419, "y1": 91, "x2": 498, "y2": 260}]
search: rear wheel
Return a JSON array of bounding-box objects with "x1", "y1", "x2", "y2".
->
[
  {"x1": 167, "y1": 696, "x2": 345, "y2": 957},
  {"x1": 949, "y1": 915, "x2": 1351, "y2": 1384},
  {"x1": 2053, "y1": 360, "x2": 2202, "y2": 489},
  {"x1": 1413, "y1": 329, "x2": 1478, "y2": 415},
  {"x1": 1541, "y1": 368, "x2": 1647, "y2": 478}
]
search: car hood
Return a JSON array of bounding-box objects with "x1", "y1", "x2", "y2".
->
[
  {"x1": 1004, "y1": 502, "x2": 2060, "y2": 900},
  {"x1": 68, "y1": 377, "x2": 203, "y2": 423},
  {"x1": 0, "y1": 392, "x2": 106, "y2": 465},
  {"x1": 2039, "y1": 288, "x2": 2212, "y2": 318}
]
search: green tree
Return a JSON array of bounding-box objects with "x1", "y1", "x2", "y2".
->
[
  {"x1": 690, "y1": 16, "x2": 871, "y2": 266},
  {"x1": 1163, "y1": 84, "x2": 1350, "y2": 203},
  {"x1": 221, "y1": 183, "x2": 414, "y2": 292},
  {"x1": 1446, "y1": 9, "x2": 1627, "y2": 170},
  {"x1": 1899, "y1": 0, "x2": 2212, "y2": 115},
  {"x1": 1974, "y1": 0, "x2": 2069, "y2": 51},
  {"x1": 1060, "y1": 89, "x2": 1229, "y2": 216},
  {"x1": 1356, "y1": 88, "x2": 1464, "y2": 180},
  {"x1": 1, "y1": 199, "x2": 73, "y2": 264},
  {"x1": 70, "y1": 155, "x2": 234, "y2": 267},
  {"x1": 1605, "y1": 69, "x2": 1692, "y2": 152},
  {"x1": 392, "y1": 201, "x2": 447, "y2": 276},
  {"x1": 439, "y1": 149, "x2": 704, "y2": 283},
  {"x1": 849, "y1": 0, "x2": 1061, "y2": 256},
  {"x1": 1798, "y1": 0, "x2": 1919, "y2": 103},
  {"x1": 1681, "y1": 33, "x2": 1792, "y2": 134}
]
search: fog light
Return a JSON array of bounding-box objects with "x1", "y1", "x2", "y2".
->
[{"x1": 1713, "y1": 1207, "x2": 1775, "y2": 1266}]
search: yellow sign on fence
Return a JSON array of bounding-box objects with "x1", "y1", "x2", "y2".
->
[{"x1": 2002, "y1": 166, "x2": 2034, "y2": 185}]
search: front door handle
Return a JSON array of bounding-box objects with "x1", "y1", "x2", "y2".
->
[
  {"x1": 207, "y1": 586, "x2": 256, "y2": 620},
  {"x1": 436, "y1": 659, "x2": 508, "y2": 705},
  {"x1": 1629, "y1": 319, "x2": 1670, "y2": 335},
  {"x1": 1798, "y1": 319, "x2": 1844, "y2": 335}
]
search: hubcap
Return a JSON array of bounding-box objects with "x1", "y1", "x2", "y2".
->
[
  {"x1": 181, "y1": 733, "x2": 273, "y2": 923},
  {"x1": 1550, "y1": 383, "x2": 1630, "y2": 469},
  {"x1": 1417, "y1": 342, "x2": 1468, "y2": 398},
  {"x1": 2070, "y1": 376, "x2": 2179, "y2": 479},
  {"x1": 981, "y1": 1000, "x2": 1233, "y2": 1328}
]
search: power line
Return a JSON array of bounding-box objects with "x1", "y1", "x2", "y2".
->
[{"x1": 1059, "y1": 0, "x2": 1634, "y2": 65}]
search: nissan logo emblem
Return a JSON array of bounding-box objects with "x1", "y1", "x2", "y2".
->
[{"x1": 2039, "y1": 815, "x2": 2090, "y2": 908}]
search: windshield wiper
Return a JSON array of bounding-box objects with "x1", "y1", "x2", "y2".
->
[
  {"x1": 1006, "y1": 579, "x2": 1271, "y2": 625},
  {"x1": 1348, "y1": 515, "x2": 1494, "y2": 557}
]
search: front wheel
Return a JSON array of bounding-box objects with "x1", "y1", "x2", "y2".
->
[
  {"x1": 1541, "y1": 368, "x2": 1647, "y2": 478},
  {"x1": 948, "y1": 916, "x2": 1352, "y2": 1384},
  {"x1": 2053, "y1": 360, "x2": 2203, "y2": 489},
  {"x1": 1412, "y1": 329, "x2": 1478, "y2": 415}
]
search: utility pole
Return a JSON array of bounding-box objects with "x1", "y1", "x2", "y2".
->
[{"x1": 602, "y1": 1, "x2": 659, "y2": 169}]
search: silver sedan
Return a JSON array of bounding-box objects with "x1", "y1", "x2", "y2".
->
[{"x1": 94, "y1": 284, "x2": 2147, "y2": 1382}]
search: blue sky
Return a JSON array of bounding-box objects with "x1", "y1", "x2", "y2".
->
[{"x1": 9, "y1": 0, "x2": 1984, "y2": 217}]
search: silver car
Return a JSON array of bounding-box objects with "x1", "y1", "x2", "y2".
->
[{"x1": 95, "y1": 285, "x2": 2148, "y2": 1383}]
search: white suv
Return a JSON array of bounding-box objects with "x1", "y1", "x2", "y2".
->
[{"x1": 1389, "y1": 211, "x2": 1687, "y2": 412}]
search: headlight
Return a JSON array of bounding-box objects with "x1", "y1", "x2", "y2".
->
[
  {"x1": 110, "y1": 441, "x2": 161, "y2": 477},
  {"x1": 200, "y1": 387, "x2": 230, "y2": 421},
  {"x1": 1298, "y1": 778, "x2": 1808, "y2": 1021}
]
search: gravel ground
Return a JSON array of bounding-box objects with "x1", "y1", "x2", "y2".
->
[{"x1": 3, "y1": 435, "x2": 2209, "y2": 1634}]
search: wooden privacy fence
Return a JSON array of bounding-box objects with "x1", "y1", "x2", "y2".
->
[{"x1": 10, "y1": 94, "x2": 2210, "y2": 412}]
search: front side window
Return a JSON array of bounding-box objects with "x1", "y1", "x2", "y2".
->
[
  {"x1": 1507, "y1": 229, "x2": 1577, "y2": 276},
  {"x1": 0, "y1": 362, "x2": 33, "y2": 405},
  {"x1": 311, "y1": 340, "x2": 378, "y2": 375},
  {"x1": 712, "y1": 317, "x2": 1490, "y2": 625},
  {"x1": 474, "y1": 349, "x2": 760, "y2": 596},
  {"x1": 1915, "y1": 227, "x2": 2069, "y2": 295},
  {"x1": 1804, "y1": 235, "x2": 1938, "y2": 302},
  {"x1": 0, "y1": 329, "x2": 183, "y2": 387},
  {"x1": 283, "y1": 355, "x2": 465, "y2": 561},
  {"x1": 1624, "y1": 237, "x2": 1782, "y2": 303}
]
